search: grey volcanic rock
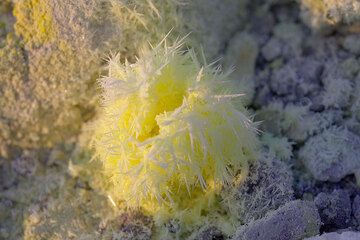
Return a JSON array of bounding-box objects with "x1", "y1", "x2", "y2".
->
[
  {"x1": 343, "y1": 35, "x2": 360, "y2": 55},
  {"x1": 352, "y1": 195, "x2": 360, "y2": 225},
  {"x1": 314, "y1": 190, "x2": 352, "y2": 229},
  {"x1": 233, "y1": 200, "x2": 321, "y2": 240},
  {"x1": 299, "y1": 127, "x2": 360, "y2": 182},
  {"x1": 180, "y1": 0, "x2": 249, "y2": 59},
  {"x1": 196, "y1": 226, "x2": 224, "y2": 240},
  {"x1": 223, "y1": 154, "x2": 294, "y2": 224},
  {"x1": 110, "y1": 211, "x2": 153, "y2": 240},
  {"x1": 261, "y1": 38, "x2": 282, "y2": 61},
  {"x1": 305, "y1": 231, "x2": 360, "y2": 240}
]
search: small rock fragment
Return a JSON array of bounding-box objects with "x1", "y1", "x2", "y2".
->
[
  {"x1": 320, "y1": 76, "x2": 352, "y2": 109},
  {"x1": 340, "y1": 58, "x2": 360, "y2": 79},
  {"x1": 343, "y1": 35, "x2": 360, "y2": 55},
  {"x1": 11, "y1": 154, "x2": 37, "y2": 177},
  {"x1": 111, "y1": 211, "x2": 153, "y2": 240},
  {"x1": 196, "y1": 226, "x2": 224, "y2": 240},
  {"x1": 223, "y1": 154, "x2": 293, "y2": 224},
  {"x1": 234, "y1": 200, "x2": 321, "y2": 240},
  {"x1": 261, "y1": 38, "x2": 282, "y2": 61},
  {"x1": 273, "y1": 22, "x2": 304, "y2": 58},
  {"x1": 314, "y1": 189, "x2": 351, "y2": 229},
  {"x1": 270, "y1": 65, "x2": 297, "y2": 95},
  {"x1": 180, "y1": 0, "x2": 249, "y2": 59},
  {"x1": 299, "y1": 127, "x2": 360, "y2": 182},
  {"x1": 304, "y1": 231, "x2": 360, "y2": 240},
  {"x1": 352, "y1": 195, "x2": 360, "y2": 225}
]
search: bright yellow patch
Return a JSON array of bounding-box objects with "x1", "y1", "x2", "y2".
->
[
  {"x1": 93, "y1": 41, "x2": 259, "y2": 232},
  {"x1": 13, "y1": 0, "x2": 57, "y2": 45}
]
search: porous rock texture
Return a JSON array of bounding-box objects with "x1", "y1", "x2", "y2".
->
[
  {"x1": 305, "y1": 231, "x2": 360, "y2": 240},
  {"x1": 234, "y1": 200, "x2": 321, "y2": 240},
  {"x1": 299, "y1": 127, "x2": 360, "y2": 182},
  {"x1": 3, "y1": 0, "x2": 360, "y2": 239},
  {"x1": 314, "y1": 189, "x2": 352, "y2": 230},
  {"x1": 353, "y1": 195, "x2": 360, "y2": 226},
  {"x1": 223, "y1": 153, "x2": 294, "y2": 224},
  {"x1": 179, "y1": 0, "x2": 249, "y2": 60}
]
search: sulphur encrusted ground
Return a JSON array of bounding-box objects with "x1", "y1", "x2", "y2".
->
[{"x1": 2, "y1": 0, "x2": 360, "y2": 239}]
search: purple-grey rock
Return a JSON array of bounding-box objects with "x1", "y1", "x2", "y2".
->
[
  {"x1": 270, "y1": 66, "x2": 297, "y2": 95},
  {"x1": 299, "y1": 127, "x2": 360, "y2": 182},
  {"x1": 320, "y1": 76, "x2": 353, "y2": 109},
  {"x1": 110, "y1": 211, "x2": 153, "y2": 240},
  {"x1": 224, "y1": 154, "x2": 294, "y2": 224},
  {"x1": 196, "y1": 226, "x2": 224, "y2": 240},
  {"x1": 314, "y1": 190, "x2": 351, "y2": 229},
  {"x1": 295, "y1": 58, "x2": 323, "y2": 83},
  {"x1": 261, "y1": 38, "x2": 282, "y2": 61},
  {"x1": 11, "y1": 155, "x2": 37, "y2": 177},
  {"x1": 305, "y1": 231, "x2": 360, "y2": 240},
  {"x1": 343, "y1": 34, "x2": 360, "y2": 55},
  {"x1": 273, "y1": 22, "x2": 304, "y2": 59},
  {"x1": 352, "y1": 195, "x2": 360, "y2": 225},
  {"x1": 233, "y1": 200, "x2": 321, "y2": 240}
]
